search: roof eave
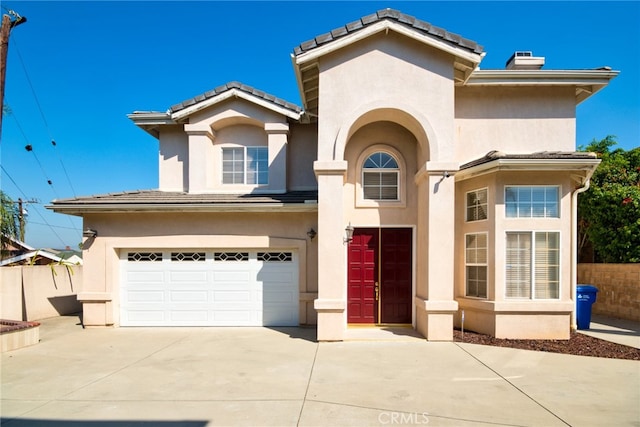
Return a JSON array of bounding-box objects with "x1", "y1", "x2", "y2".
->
[
  {"x1": 294, "y1": 20, "x2": 483, "y2": 69},
  {"x1": 46, "y1": 202, "x2": 319, "y2": 216},
  {"x1": 127, "y1": 112, "x2": 175, "y2": 139},
  {"x1": 465, "y1": 69, "x2": 619, "y2": 103},
  {"x1": 170, "y1": 89, "x2": 302, "y2": 122},
  {"x1": 456, "y1": 158, "x2": 601, "y2": 181}
]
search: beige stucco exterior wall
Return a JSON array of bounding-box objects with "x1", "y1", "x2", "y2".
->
[
  {"x1": 454, "y1": 171, "x2": 577, "y2": 339},
  {"x1": 159, "y1": 125, "x2": 188, "y2": 191},
  {"x1": 80, "y1": 211, "x2": 318, "y2": 327},
  {"x1": 312, "y1": 32, "x2": 461, "y2": 340},
  {"x1": 317, "y1": 32, "x2": 453, "y2": 163},
  {"x1": 288, "y1": 122, "x2": 318, "y2": 191},
  {"x1": 0, "y1": 265, "x2": 82, "y2": 321},
  {"x1": 343, "y1": 121, "x2": 418, "y2": 225},
  {"x1": 454, "y1": 86, "x2": 577, "y2": 162},
  {"x1": 158, "y1": 99, "x2": 301, "y2": 195}
]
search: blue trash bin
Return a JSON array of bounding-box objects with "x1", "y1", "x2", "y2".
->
[{"x1": 576, "y1": 285, "x2": 599, "y2": 330}]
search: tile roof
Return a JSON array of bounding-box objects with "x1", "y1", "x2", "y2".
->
[
  {"x1": 168, "y1": 81, "x2": 302, "y2": 115},
  {"x1": 293, "y1": 8, "x2": 483, "y2": 57},
  {"x1": 52, "y1": 190, "x2": 318, "y2": 206},
  {"x1": 460, "y1": 151, "x2": 599, "y2": 170}
]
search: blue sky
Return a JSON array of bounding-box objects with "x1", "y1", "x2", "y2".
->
[{"x1": 1, "y1": 1, "x2": 639, "y2": 249}]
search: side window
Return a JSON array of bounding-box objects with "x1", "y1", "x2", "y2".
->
[
  {"x1": 505, "y1": 186, "x2": 559, "y2": 218},
  {"x1": 466, "y1": 189, "x2": 488, "y2": 221},
  {"x1": 222, "y1": 147, "x2": 268, "y2": 185},
  {"x1": 465, "y1": 233, "x2": 488, "y2": 298},
  {"x1": 362, "y1": 152, "x2": 399, "y2": 200}
]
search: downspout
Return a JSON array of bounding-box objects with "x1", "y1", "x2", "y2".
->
[{"x1": 570, "y1": 167, "x2": 596, "y2": 331}]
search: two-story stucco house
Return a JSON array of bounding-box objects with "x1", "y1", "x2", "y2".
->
[{"x1": 50, "y1": 9, "x2": 617, "y2": 341}]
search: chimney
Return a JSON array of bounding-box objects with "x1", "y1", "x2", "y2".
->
[{"x1": 505, "y1": 51, "x2": 545, "y2": 70}]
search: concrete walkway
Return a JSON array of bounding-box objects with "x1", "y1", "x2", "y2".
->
[
  {"x1": 1, "y1": 315, "x2": 639, "y2": 426},
  {"x1": 578, "y1": 314, "x2": 640, "y2": 349}
]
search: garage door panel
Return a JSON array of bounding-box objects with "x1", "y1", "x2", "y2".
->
[
  {"x1": 126, "y1": 310, "x2": 166, "y2": 323},
  {"x1": 263, "y1": 306, "x2": 297, "y2": 326},
  {"x1": 263, "y1": 290, "x2": 297, "y2": 303},
  {"x1": 126, "y1": 271, "x2": 164, "y2": 283},
  {"x1": 170, "y1": 290, "x2": 209, "y2": 302},
  {"x1": 212, "y1": 310, "x2": 258, "y2": 324},
  {"x1": 213, "y1": 271, "x2": 252, "y2": 282},
  {"x1": 170, "y1": 310, "x2": 208, "y2": 322},
  {"x1": 169, "y1": 271, "x2": 208, "y2": 282},
  {"x1": 213, "y1": 290, "x2": 254, "y2": 302},
  {"x1": 120, "y1": 250, "x2": 298, "y2": 327},
  {"x1": 127, "y1": 291, "x2": 165, "y2": 302}
]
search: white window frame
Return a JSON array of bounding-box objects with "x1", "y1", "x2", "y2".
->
[
  {"x1": 505, "y1": 230, "x2": 561, "y2": 300},
  {"x1": 505, "y1": 185, "x2": 560, "y2": 218},
  {"x1": 362, "y1": 152, "x2": 399, "y2": 201},
  {"x1": 466, "y1": 188, "x2": 488, "y2": 222},
  {"x1": 222, "y1": 146, "x2": 268, "y2": 186},
  {"x1": 465, "y1": 232, "x2": 488, "y2": 299},
  {"x1": 355, "y1": 145, "x2": 406, "y2": 208}
]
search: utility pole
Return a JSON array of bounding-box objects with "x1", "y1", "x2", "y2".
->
[
  {"x1": 0, "y1": 9, "x2": 27, "y2": 140},
  {"x1": 16, "y1": 198, "x2": 38, "y2": 242}
]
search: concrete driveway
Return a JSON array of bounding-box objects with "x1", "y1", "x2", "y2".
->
[{"x1": 1, "y1": 315, "x2": 639, "y2": 426}]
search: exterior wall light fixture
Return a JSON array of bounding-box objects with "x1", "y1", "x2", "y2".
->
[
  {"x1": 344, "y1": 223, "x2": 354, "y2": 244},
  {"x1": 83, "y1": 228, "x2": 98, "y2": 238},
  {"x1": 307, "y1": 228, "x2": 317, "y2": 240}
]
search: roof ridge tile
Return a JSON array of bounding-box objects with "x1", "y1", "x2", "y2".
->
[
  {"x1": 168, "y1": 81, "x2": 302, "y2": 115},
  {"x1": 293, "y1": 8, "x2": 483, "y2": 57}
]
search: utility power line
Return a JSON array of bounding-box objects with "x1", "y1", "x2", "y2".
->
[
  {"x1": 10, "y1": 34, "x2": 78, "y2": 197},
  {"x1": 1, "y1": 164, "x2": 71, "y2": 248}
]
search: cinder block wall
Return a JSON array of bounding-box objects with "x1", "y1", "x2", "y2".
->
[{"x1": 577, "y1": 264, "x2": 640, "y2": 321}]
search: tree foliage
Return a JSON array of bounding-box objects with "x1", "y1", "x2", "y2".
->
[
  {"x1": 1, "y1": 190, "x2": 20, "y2": 255},
  {"x1": 578, "y1": 136, "x2": 640, "y2": 263}
]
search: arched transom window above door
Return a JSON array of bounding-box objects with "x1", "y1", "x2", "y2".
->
[{"x1": 356, "y1": 146, "x2": 406, "y2": 208}]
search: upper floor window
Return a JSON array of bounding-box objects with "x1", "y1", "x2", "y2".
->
[
  {"x1": 362, "y1": 152, "x2": 399, "y2": 200},
  {"x1": 505, "y1": 186, "x2": 559, "y2": 218},
  {"x1": 222, "y1": 147, "x2": 268, "y2": 185},
  {"x1": 466, "y1": 188, "x2": 488, "y2": 222}
]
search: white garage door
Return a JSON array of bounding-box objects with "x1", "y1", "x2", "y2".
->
[{"x1": 120, "y1": 250, "x2": 299, "y2": 327}]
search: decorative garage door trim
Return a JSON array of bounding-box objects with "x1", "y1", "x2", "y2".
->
[{"x1": 120, "y1": 250, "x2": 298, "y2": 327}]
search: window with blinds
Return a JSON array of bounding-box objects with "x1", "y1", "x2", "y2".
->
[
  {"x1": 466, "y1": 188, "x2": 488, "y2": 221},
  {"x1": 506, "y1": 231, "x2": 560, "y2": 299},
  {"x1": 465, "y1": 233, "x2": 488, "y2": 298},
  {"x1": 362, "y1": 152, "x2": 399, "y2": 200}
]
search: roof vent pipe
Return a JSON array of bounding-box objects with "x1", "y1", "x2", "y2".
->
[{"x1": 505, "y1": 51, "x2": 545, "y2": 70}]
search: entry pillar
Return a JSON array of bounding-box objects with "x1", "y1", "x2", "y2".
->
[
  {"x1": 313, "y1": 160, "x2": 348, "y2": 341},
  {"x1": 415, "y1": 162, "x2": 459, "y2": 340}
]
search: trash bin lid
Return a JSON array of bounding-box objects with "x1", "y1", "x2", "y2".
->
[{"x1": 577, "y1": 284, "x2": 599, "y2": 293}]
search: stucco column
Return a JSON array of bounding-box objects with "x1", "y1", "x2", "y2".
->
[
  {"x1": 184, "y1": 124, "x2": 215, "y2": 194},
  {"x1": 265, "y1": 123, "x2": 288, "y2": 193},
  {"x1": 313, "y1": 160, "x2": 348, "y2": 341},
  {"x1": 77, "y1": 225, "x2": 113, "y2": 327},
  {"x1": 414, "y1": 162, "x2": 459, "y2": 340}
]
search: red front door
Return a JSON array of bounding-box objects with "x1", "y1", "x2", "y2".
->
[{"x1": 347, "y1": 228, "x2": 412, "y2": 324}]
